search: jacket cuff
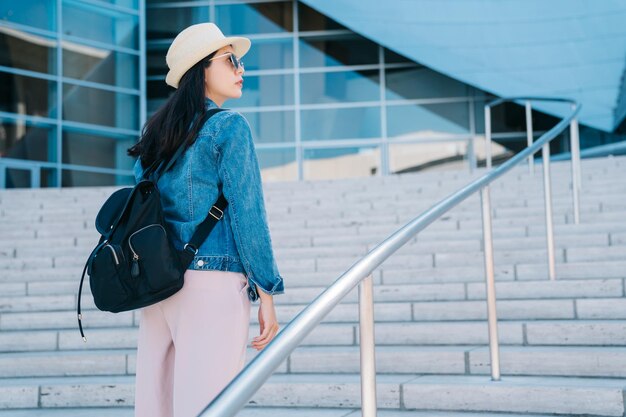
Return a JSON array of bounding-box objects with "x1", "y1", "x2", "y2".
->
[{"x1": 247, "y1": 273, "x2": 284, "y2": 300}]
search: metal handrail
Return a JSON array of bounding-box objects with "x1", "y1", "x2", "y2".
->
[{"x1": 198, "y1": 97, "x2": 582, "y2": 417}]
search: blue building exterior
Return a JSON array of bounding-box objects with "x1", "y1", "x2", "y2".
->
[{"x1": 1, "y1": 0, "x2": 625, "y2": 187}]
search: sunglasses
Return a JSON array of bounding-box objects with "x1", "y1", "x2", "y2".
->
[{"x1": 209, "y1": 52, "x2": 244, "y2": 71}]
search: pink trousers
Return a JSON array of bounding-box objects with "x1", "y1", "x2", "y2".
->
[{"x1": 134, "y1": 269, "x2": 251, "y2": 417}]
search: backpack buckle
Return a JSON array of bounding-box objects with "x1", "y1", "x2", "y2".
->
[
  {"x1": 183, "y1": 243, "x2": 198, "y2": 255},
  {"x1": 209, "y1": 205, "x2": 224, "y2": 220}
]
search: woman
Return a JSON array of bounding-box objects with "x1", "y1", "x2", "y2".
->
[{"x1": 128, "y1": 23, "x2": 285, "y2": 417}]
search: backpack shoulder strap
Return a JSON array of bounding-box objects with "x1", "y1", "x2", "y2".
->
[
  {"x1": 150, "y1": 107, "x2": 227, "y2": 182},
  {"x1": 180, "y1": 191, "x2": 228, "y2": 265}
]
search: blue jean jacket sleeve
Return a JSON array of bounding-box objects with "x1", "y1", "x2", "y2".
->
[{"x1": 213, "y1": 111, "x2": 285, "y2": 296}]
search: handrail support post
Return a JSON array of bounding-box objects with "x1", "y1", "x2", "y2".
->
[
  {"x1": 359, "y1": 274, "x2": 378, "y2": 417},
  {"x1": 570, "y1": 105, "x2": 581, "y2": 224},
  {"x1": 525, "y1": 101, "x2": 534, "y2": 176},
  {"x1": 542, "y1": 143, "x2": 557, "y2": 280},
  {"x1": 480, "y1": 185, "x2": 501, "y2": 381},
  {"x1": 484, "y1": 106, "x2": 492, "y2": 169}
]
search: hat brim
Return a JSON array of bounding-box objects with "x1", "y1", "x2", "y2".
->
[{"x1": 165, "y1": 36, "x2": 251, "y2": 88}]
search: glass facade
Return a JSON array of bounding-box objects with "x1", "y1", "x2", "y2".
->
[
  {"x1": 0, "y1": 0, "x2": 141, "y2": 187},
  {"x1": 144, "y1": 0, "x2": 500, "y2": 182},
  {"x1": 2, "y1": 0, "x2": 611, "y2": 187}
]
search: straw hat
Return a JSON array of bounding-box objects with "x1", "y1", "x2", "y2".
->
[{"x1": 165, "y1": 23, "x2": 251, "y2": 89}]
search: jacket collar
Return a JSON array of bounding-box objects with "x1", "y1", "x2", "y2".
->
[{"x1": 205, "y1": 97, "x2": 219, "y2": 109}]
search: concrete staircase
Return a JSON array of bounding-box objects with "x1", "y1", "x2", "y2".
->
[{"x1": 1, "y1": 155, "x2": 626, "y2": 416}]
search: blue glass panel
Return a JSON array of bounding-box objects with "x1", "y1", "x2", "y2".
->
[
  {"x1": 216, "y1": 2, "x2": 292, "y2": 35},
  {"x1": 303, "y1": 145, "x2": 381, "y2": 179},
  {"x1": 64, "y1": 48, "x2": 138, "y2": 89},
  {"x1": 227, "y1": 74, "x2": 293, "y2": 107},
  {"x1": 63, "y1": 84, "x2": 139, "y2": 130},
  {"x1": 147, "y1": 46, "x2": 168, "y2": 76},
  {"x1": 299, "y1": 34, "x2": 378, "y2": 67},
  {"x1": 0, "y1": 29, "x2": 57, "y2": 75},
  {"x1": 6, "y1": 168, "x2": 57, "y2": 188},
  {"x1": 101, "y1": 0, "x2": 138, "y2": 10},
  {"x1": 301, "y1": 107, "x2": 380, "y2": 141},
  {"x1": 300, "y1": 70, "x2": 379, "y2": 104},
  {"x1": 0, "y1": 120, "x2": 56, "y2": 162},
  {"x1": 62, "y1": 169, "x2": 133, "y2": 186},
  {"x1": 0, "y1": 71, "x2": 57, "y2": 117},
  {"x1": 386, "y1": 66, "x2": 468, "y2": 100},
  {"x1": 146, "y1": 6, "x2": 209, "y2": 40},
  {"x1": 298, "y1": 2, "x2": 342, "y2": 31},
  {"x1": 387, "y1": 103, "x2": 470, "y2": 138},
  {"x1": 384, "y1": 48, "x2": 413, "y2": 64},
  {"x1": 62, "y1": 0, "x2": 138, "y2": 49},
  {"x1": 239, "y1": 111, "x2": 295, "y2": 144},
  {"x1": 257, "y1": 147, "x2": 297, "y2": 181},
  {"x1": 62, "y1": 130, "x2": 135, "y2": 169},
  {"x1": 0, "y1": 0, "x2": 55, "y2": 31},
  {"x1": 388, "y1": 141, "x2": 470, "y2": 173},
  {"x1": 238, "y1": 38, "x2": 293, "y2": 71}
]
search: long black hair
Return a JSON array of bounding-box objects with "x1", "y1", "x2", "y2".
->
[{"x1": 127, "y1": 49, "x2": 220, "y2": 170}]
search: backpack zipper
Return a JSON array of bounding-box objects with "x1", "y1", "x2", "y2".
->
[
  {"x1": 103, "y1": 244, "x2": 120, "y2": 265},
  {"x1": 128, "y1": 224, "x2": 167, "y2": 260}
]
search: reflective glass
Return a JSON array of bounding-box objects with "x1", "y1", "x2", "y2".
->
[
  {"x1": 473, "y1": 98, "x2": 556, "y2": 134},
  {"x1": 229, "y1": 74, "x2": 294, "y2": 107},
  {"x1": 386, "y1": 103, "x2": 470, "y2": 138},
  {"x1": 0, "y1": 71, "x2": 57, "y2": 117},
  {"x1": 0, "y1": 120, "x2": 56, "y2": 162},
  {"x1": 386, "y1": 67, "x2": 468, "y2": 100},
  {"x1": 146, "y1": 80, "x2": 170, "y2": 114},
  {"x1": 62, "y1": 130, "x2": 135, "y2": 169},
  {"x1": 100, "y1": 0, "x2": 138, "y2": 9},
  {"x1": 64, "y1": 46, "x2": 138, "y2": 89},
  {"x1": 146, "y1": 6, "x2": 209, "y2": 40},
  {"x1": 384, "y1": 48, "x2": 413, "y2": 64},
  {"x1": 389, "y1": 140, "x2": 472, "y2": 173},
  {"x1": 147, "y1": 46, "x2": 168, "y2": 76},
  {"x1": 62, "y1": 84, "x2": 139, "y2": 130},
  {"x1": 215, "y1": 2, "x2": 293, "y2": 35},
  {"x1": 0, "y1": 0, "x2": 56, "y2": 31},
  {"x1": 239, "y1": 111, "x2": 295, "y2": 144},
  {"x1": 299, "y1": 34, "x2": 378, "y2": 67},
  {"x1": 6, "y1": 168, "x2": 57, "y2": 188},
  {"x1": 301, "y1": 107, "x2": 380, "y2": 141},
  {"x1": 298, "y1": 2, "x2": 342, "y2": 31},
  {"x1": 62, "y1": 1, "x2": 138, "y2": 49},
  {"x1": 62, "y1": 169, "x2": 133, "y2": 187},
  {"x1": 303, "y1": 145, "x2": 381, "y2": 180},
  {"x1": 257, "y1": 147, "x2": 297, "y2": 182},
  {"x1": 236, "y1": 38, "x2": 293, "y2": 71},
  {"x1": 300, "y1": 70, "x2": 379, "y2": 104},
  {"x1": 0, "y1": 29, "x2": 57, "y2": 75}
]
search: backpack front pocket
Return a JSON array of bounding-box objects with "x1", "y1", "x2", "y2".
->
[
  {"x1": 89, "y1": 243, "x2": 130, "y2": 310},
  {"x1": 128, "y1": 224, "x2": 182, "y2": 291}
]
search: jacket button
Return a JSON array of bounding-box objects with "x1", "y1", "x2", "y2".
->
[{"x1": 197, "y1": 260, "x2": 204, "y2": 267}]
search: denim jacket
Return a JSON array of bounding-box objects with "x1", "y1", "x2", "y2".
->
[{"x1": 133, "y1": 97, "x2": 284, "y2": 302}]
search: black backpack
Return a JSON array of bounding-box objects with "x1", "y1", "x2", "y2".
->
[{"x1": 77, "y1": 108, "x2": 227, "y2": 341}]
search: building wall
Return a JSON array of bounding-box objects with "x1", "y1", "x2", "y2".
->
[
  {"x1": 0, "y1": 0, "x2": 142, "y2": 187},
  {"x1": 146, "y1": 0, "x2": 511, "y2": 182},
  {"x1": 1, "y1": 0, "x2": 577, "y2": 187}
]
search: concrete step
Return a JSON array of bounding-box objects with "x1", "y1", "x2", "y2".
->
[
  {"x1": 3, "y1": 319, "x2": 626, "y2": 353},
  {"x1": 5, "y1": 295, "x2": 626, "y2": 332},
  {"x1": 1, "y1": 345, "x2": 625, "y2": 379},
  {"x1": 0, "y1": 374, "x2": 623, "y2": 416},
  {"x1": 0, "y1": 409, "x2": 573, "y2": 417},
  {"x1": 0, "y1": 278, "x2": 622, "y2": 315},
  {"x1": 6, "y1": 297, "x2": 612, "y2": 331}
]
